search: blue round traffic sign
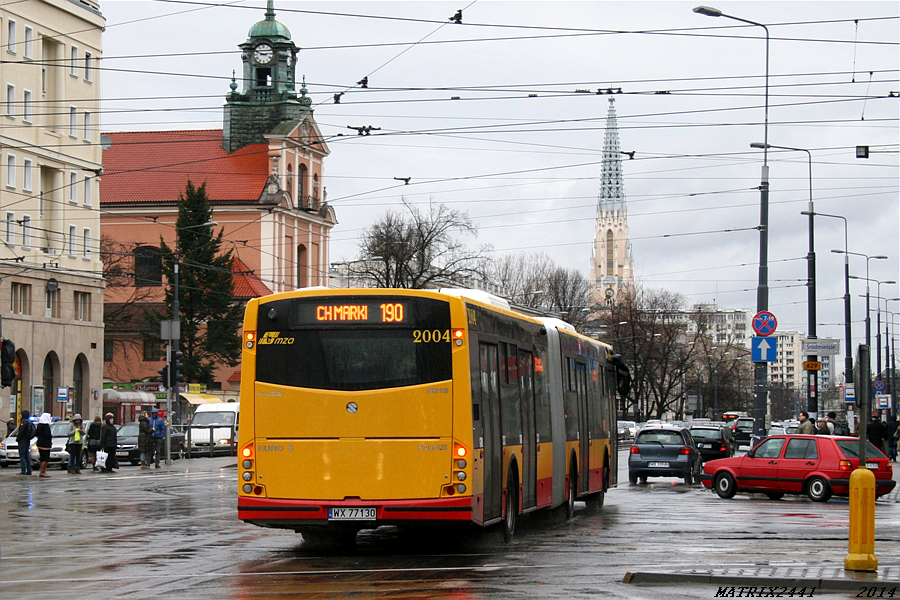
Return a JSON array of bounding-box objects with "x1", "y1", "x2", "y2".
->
[
  {"x1": 874, "y1": 379, "x2": 885, "y2": 391},
  {"x1": 752, "y1": 311, "x2": 777, "y2": 336}
]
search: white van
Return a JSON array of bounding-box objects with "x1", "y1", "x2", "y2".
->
[{"x1": 186, "y1": 402, "x2": 239, "y2": 456}]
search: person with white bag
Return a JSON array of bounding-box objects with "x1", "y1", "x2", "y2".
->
[{"x1": 98, "y1": 413, "x2": 118, "y2": 473}]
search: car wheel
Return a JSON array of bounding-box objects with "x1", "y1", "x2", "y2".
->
[
  {"x1": 586, "y1": 459, "x2": 609, "y2": 510},
  {"x1": 806, "y1": 476, "x2": 832, "y2": 502},
  {"x1": 639, "y1": 476, "x2": 647, "y2": 484},
  {"x1": 714, "y1": 472, "x2": 737, "y2": 499},
  {"x1": 628, "y1": 471, "x2": 638, "y2": 485},
  {"x1": 565, "y1": 460, "x2": 577, "y2": 519},
  {"x1": 502, "y1": 470, "x2": 518, "y2": 543},
  {"x1": 0, "y1": 462, "x2": 8, "y2": 469},
  {"x1": 765, "y1": 492, "x2": 784, "y2": 500},
  {"x1": 684, "y1": 469, "x2": 693, "y2": 485}
]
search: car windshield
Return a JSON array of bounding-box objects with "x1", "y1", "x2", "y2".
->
[
  {"x1": 50, "y1": 422, "x2": 70, "y2": 436},
  {"x1": 118, "y1": 424, "x2": 139, "y2": 437},
  {"x1": 689, "y1": 428, "x2": 720, "y2": 440},
  {"x1": 191, "y1": 412, "x2": 235, "y2": 427},
  {"x1": 636, "y1": 431, "x2": 683, "y2": 445},
  {"x1": 836, "y1": 440, "x2": 887, "y2": 459}
]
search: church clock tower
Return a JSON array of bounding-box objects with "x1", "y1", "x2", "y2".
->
[{"x1": 223, "y1": 0, "x2": 312, "y2": 153}]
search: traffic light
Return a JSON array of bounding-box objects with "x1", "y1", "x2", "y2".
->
[
  {"x1": 1, "y1": 339, "x2": 15, "y2": 388},
  {"x1": 157, "y1": 364, "x2": 170, "y2": 388},
  {"x1": 170, "y1": 351, "x2": 184, "y2": 389}
]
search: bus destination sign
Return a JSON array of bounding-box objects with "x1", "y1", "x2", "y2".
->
[{"x1": 291, "y1": 299, "x2": 409, "y2": 325}]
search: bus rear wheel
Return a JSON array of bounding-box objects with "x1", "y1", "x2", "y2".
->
[
  {"x1": 502, "y1": 471, "x2": 518, "y2": 543},
  {"x1": 565, "y1": 460, "x2": 577, "y2": 519}
]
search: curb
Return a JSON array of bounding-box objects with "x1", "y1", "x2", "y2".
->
[{"x1": 624, "y1": 571, "x2": 900, "y2": 592}]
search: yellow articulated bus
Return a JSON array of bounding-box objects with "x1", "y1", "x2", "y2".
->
[{"x1": 237, "y1": 288, "x2": 629, "y2": 541}]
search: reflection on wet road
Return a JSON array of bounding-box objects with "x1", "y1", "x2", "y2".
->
[{"x1": 1, "y1": 451, "x2": 896, "y2": 599}]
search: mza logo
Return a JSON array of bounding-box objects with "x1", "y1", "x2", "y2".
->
[{"x1": 258, "y1": 331, "x2": 295, "y2": 345}]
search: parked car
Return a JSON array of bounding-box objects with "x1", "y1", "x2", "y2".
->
[
  {"x1": 730, "y1": 417, "x2": 756, "y2": 447},
  {"x1": 687, "y1": 424, "x2": 735, "y2": 462},
  {"x1": 115, "y1": 422, "x2": 186, "y2": 465},
  {"x1": 628, "y1": 425, "x2": 702, "y2": 484},
  {"x1": 617, "y1": 420, "x2": 636, "y2": 442},
  {"x1": 0, "y1": 422, "x2": 81, "y2": 470},
  {"x1": 701, "y1": 434, "x2": 896, "y2": 502}
]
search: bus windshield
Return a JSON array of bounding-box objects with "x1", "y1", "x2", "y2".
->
[{"x1": 255, "y1": 296, "x2": 452, "y2": 391}]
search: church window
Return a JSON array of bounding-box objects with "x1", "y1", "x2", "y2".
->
[
  {"x1": 256, "y1": 68, "x2": 272, "y2": 88},
  {"x1": 605, "y1": 230, "x2": 614, "y2": 272}
]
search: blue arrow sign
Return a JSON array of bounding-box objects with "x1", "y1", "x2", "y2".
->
[{"x1": 751, "y1": 336, "x2": 777, "y2": 362}]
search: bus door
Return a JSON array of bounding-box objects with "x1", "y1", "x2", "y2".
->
[
  {"x1": 575, "y1": 361, "x2": 590, "y2": 494},
  {"x1": 479, "y1": 343, "x2": 503, "y2": 522},
  {"x1": 518, "y1": 350, "x2": 536, "y2": 509}
]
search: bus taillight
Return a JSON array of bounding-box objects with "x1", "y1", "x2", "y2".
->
[
  {"x1": 241, "y1": 444, "x2": 254, "y2": 459},
  {"x1": 245, "y1": 331, "x2": 256, "y2": 349},
  {"x1": 453, "y1": 329, "x2": 465, "y2": 347},
  {"x1": 454, "y1": 443, "x2": 467, "y2": 458}
]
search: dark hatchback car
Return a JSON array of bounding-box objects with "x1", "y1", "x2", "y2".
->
[
  {"x1": 688, "y1": 424, "x2": 735, "y2": 462},
  {"x1": 628, "y1": 425, "x2": 702, "y2": 484},
  {"x1": 729, "y1": 417, "x2": 755, "y2": 447},
  {"x1": 115, "y1": 422, "x2": 185, "y2": 465}
]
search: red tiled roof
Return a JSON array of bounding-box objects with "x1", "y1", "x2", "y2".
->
[
  {"x1": 100, "y1": 130, "x2": 269, "y2": 205},
  {"x1": 232, "y1": 256, "x2": 271, "y2": 299},
  {"x1": 227, "y1": 369, "x2": 241, "y2": 383}
]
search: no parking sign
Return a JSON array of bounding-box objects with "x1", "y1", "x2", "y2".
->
[{"x1": 752, "y1": 311, "x2": 777, "y2": 337}]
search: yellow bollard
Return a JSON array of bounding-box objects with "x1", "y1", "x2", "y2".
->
[{"x1": 844, "y1": 467, "x2": 878, "y2": 572}]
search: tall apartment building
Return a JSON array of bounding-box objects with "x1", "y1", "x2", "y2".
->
[
  {"x1": 0, "y1": 0, "x2": 105, "y2": 420},
  {"x1": 769, "y1": 330, "x2": 833, "y2": 394},
  {"x1": 683, "y1": 304, "x2": 753, "y2": 349}
]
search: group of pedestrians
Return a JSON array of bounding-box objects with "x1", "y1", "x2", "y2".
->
[
  {"x1": 796, "y1": 410, "x2": 899, "y2": 462},
  {"x1": 12, "y1": 407, "x2": 167, "y2": 476}
]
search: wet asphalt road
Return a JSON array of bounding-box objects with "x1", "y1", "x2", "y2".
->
[{"x1": 1, "y1": 448, "x2": 897, "y2": 599}]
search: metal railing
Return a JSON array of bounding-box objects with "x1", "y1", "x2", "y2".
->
[{"x1": 185, "y1": 425, "x2": 237, "y2": 458}]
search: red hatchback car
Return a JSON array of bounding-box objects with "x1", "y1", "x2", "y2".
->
[{"x1": 701, "y1": 434, "x2": 896, "y2": 502}]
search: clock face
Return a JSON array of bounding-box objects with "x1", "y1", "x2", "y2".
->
[{"x1": 254, "y1": 44, "x2": 273, "y2": 64}]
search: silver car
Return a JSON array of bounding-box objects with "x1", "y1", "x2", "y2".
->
[{"x1": 0, "y1": 421, "x2": 79, "y2": 470}]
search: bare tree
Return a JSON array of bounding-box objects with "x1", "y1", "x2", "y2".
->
[
  {"x1": 546, "y1": 267, "x2": 591, "y2": 331},
  {"x1": 489, "y1": 253, "x2": 556, "y2": 307},
  {"x1": 347, "y1": 199, "x2": 490, "y2": 289}
]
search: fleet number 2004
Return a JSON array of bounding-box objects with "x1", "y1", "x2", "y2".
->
[{"x1": 413, "y1": 329, "x2": 451, "y2": 343}]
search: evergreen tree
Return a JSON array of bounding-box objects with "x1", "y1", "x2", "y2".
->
[{"x1": 153, "y1": 181, "x2": 243, "y2": 386}]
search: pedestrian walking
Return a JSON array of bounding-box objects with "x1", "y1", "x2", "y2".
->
[
  {"x1": 866, "y1": 415, "x2": 888, "y2": 456},
  {"x1": 16, "y1": 410, "x2": 34, "y2": 476},
  {"x1": 796, "y1": 411, "x2": 816, "y2": 435},
  {"x1": 66, "y1": 414, "x2": 85, "y2": 474},
  {"x1": 138, "y1": 412, "x2": 151, "y2": 468},
  {"x1": 148, "y1": 408, "x2": 166, "y2": 468},
  {"x1": 887, "y1": 418, "x2": 898, "y2": 461},
  {"x1": 35, "y1": 413, "x2": 53, "y2": 478},
  {"x1": 815, "y1": 417, "x2": 831, "y2": 435},
  {"x1": 98, "y1": 413, "x2": 118, "y2": 473},
  {"x1": 86, "y1": 415, "x2": 102, "y2": 470}
]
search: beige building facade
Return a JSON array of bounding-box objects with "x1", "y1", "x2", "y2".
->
[{"x1": 0, "y1": 0, "x2": 105, "y2": 421}]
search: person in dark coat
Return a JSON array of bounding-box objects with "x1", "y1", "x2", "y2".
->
[
  {"x1": 138, "y1": 412, "x2": 151, "y2": 468},
  {"x1": 86, "y1": 416, "x2": 102, "y2": 470},
  {"x1": 98, "y1": 413, "x2": 118, "y2": 473},
  {"x1": 16, "y1": 410, "x2": 34, "y2": 475},
  {"x1": 6, "y1": 419, "x2": 15, "y2": 436},
  {"x1": 866, "y1": 415, "x2": 887, "y2": 455},
  {"x1": 35, "y1": 413, "x2": 53, "y2": 478}
]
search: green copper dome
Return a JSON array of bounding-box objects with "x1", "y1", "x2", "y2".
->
[{"x1": 248, "y1": 1, "x2": 291, "y2": 40}]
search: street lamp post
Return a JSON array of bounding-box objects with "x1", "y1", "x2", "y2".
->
[
  {"x1": 694, "y1": 5, "x2": 770, "y2": 440},
  {"x1": 757, "y1": 143, "x2": 817, "y2": 415},
  {"x1": 167, "y1": 220, "x2": 218, "y2": 465},
  {"x1": 804, "y1": 213, "x2": 850, "y2": 381},
  {"x1": 853, "y1": 281, "x2": 898, "y2": 388}
]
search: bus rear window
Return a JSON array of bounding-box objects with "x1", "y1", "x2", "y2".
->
[{"x1": 255, "y1": 296, "x2": 452, "y2": 391}]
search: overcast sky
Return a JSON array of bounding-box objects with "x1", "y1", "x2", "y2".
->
[{"x1": 99, "y1": 1, "x2": 899, "y2": 373}]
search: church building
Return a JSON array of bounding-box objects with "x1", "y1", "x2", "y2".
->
[
  {"x1": 100, "y1": 2, "x2": 336, "y2": 411},
  {"x1": 590, "y1": 98, "x2": 634, "y2": 305}
]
